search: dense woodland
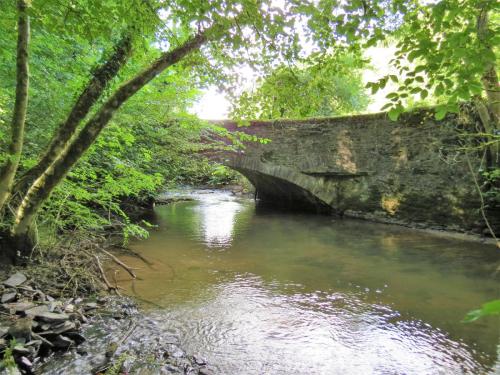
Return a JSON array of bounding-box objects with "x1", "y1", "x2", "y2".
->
[{"x1": 0, "y1": 0, "x2": 498, "y2": 324}]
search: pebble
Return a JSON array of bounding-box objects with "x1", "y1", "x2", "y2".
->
[
  {"x1": 198, "y1": 368, "x2": 213, "y2": 375},
  {"x1": 193, "y1": 355, "x2": 207, "y2": 365},
  {"x1": 19, "y1": 356, "x2": 33, "y2": 368},
  {"x1": 161, "y1": 364, "x2": 181, "y2": 374}
]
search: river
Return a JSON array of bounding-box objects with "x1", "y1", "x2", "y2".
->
[{"x1": 117, "y1": 189, "x2": 500, "y2": 374}]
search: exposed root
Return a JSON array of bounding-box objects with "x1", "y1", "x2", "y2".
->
[{"x1": 21, "y1": 231, "x2": 142, "y2": 297}]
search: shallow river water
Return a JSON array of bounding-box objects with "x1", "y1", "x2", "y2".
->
[{"x1": 119, "y1": 189, "x2": 500, "y2": 374}]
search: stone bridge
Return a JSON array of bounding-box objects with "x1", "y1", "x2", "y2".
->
[{"x1": 211, "y1": 110, "x2": 499, "y2": 235}]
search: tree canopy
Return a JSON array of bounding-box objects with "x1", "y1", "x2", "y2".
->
[{"x1": 231, "y1": 52, "x2": 369, "y2": 119}]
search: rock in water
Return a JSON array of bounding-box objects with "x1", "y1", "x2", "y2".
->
[
  {"x1": 3, "y1": 272, "x2": 27, "y2": 287},
  {"x1": 52, "y1": 335, "x2": 74, "y2": 349}
]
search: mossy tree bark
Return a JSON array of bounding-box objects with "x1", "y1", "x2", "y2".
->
[
  {"x1": 0, "y1": 0, "x2": 30, "y2": 213},
  {"x1": 477, "y1": 7, "x2": 499, "y2": 164},
  {"x1": 14, "y1": 34, "x2": 133, "y2": 193},
  {"x1": 11, "y1": 28, "x2": 212, "y2": 245}
]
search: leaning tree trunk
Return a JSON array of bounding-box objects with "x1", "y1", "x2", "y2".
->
[
  {"x1": 0, "y1": 0, "x2": 30, "y2": 213},
  {"x1": 14, "y1": 34, "x2": 133, "y2": 194},
  {"x1": 10, "y1": 26, "x2": 216, "y2": 252},
  {"x1": 477, "y1": 6, "x2": 499, "y2": 164}
]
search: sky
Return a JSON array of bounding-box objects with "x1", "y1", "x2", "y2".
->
[{"x1": 192, "y1": 46, "x2": 398, "y2": 120}]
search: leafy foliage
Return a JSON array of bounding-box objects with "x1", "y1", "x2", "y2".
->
[
  {"x1": 231, "y1": 52, "x2": 369, "y2": 119},
  {"x1": 362, "y1": 0, "x2": 499, "y2": 120},
  {"x1": 0, "y1": 2, "x2": 233, "y2": 242}
]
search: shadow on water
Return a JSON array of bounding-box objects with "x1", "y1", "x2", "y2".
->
[{"x1": 118, "y1": 189, "x2": 500, "y2": 374}]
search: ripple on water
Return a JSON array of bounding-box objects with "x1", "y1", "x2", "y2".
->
[{"x1": 148, "y1": 276, "x2": 491, "y2": 375}]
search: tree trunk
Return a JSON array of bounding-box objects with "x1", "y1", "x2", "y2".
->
[
  {"x1": 14, "y1": 34, "x2": 133, "y2": 193},
  {"x1": 0, "y1": 0, "x2": 30, "y2": 213},
  {"x1": 477, "y1": 6, "x2": 499, "y2": 164},
  {"x1": 11, "y1": 27, "x2": 214, "y2": 242}
]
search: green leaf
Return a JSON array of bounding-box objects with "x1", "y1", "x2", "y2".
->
[
  {"x1": 434, "y1": 83, "x2": 445, "y2": 96},
  {"x1": 435, "y1": 107, "x2": 447, "y2": 120},
  {"x1": 464, "y1": 300, "x2": 500, "y2": 322},
  {"x1": 388, "y1": 107, "x2": 402, "y2": 121}
]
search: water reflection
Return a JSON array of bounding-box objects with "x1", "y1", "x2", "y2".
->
[
  {"x1": 194, "y1": 196, "x2": 242, "y2": 248},
  {"x1": 122, "y1": 190, "x2": 500, "y2": 374}
]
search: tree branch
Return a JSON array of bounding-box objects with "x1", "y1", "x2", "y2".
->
[{"x1": 14, "y1": 33, "x2": 133, "y2": 193}]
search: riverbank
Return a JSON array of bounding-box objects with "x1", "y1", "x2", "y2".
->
[
  {"x1": 343, "y1": 209, "x2": 500, "y2": 247},
  {"x1": 0, "y1": 268, "x2": 214, "y2": 374}
]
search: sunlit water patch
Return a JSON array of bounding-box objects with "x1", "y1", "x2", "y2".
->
[{"x1": 118, "y1": 190, "x2": 500, "y2": 374}]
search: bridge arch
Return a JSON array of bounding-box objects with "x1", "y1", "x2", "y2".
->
[{"x1": 226, "y1": 155, "x2": 337, "y2": 213}]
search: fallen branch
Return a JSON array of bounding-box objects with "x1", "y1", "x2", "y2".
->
[
  {"x1": 101, "y1": 248, "x2": 138, "y2": 279},
  {"x1": 111, "y1": 244, "x2": 154, "y2": 267}
]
